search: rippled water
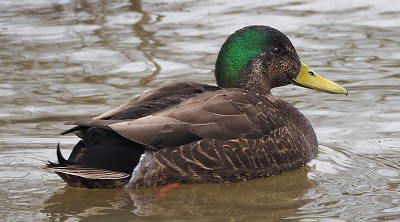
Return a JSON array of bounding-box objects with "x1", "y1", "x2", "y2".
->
[{"x1": 1, "y1": 0, "x2": 400, "y2": 221}]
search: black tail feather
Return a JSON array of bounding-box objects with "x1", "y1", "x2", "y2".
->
[
  {"x1": 46, "y1": 143, "x2": 78, "y2": 167},
  {"x1": 56, "y1": 143, "x2": 66, "y2": 164}
]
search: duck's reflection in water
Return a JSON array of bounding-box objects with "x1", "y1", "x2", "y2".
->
[{"x1": 42, "y1": 166, "x2": 315, "y2": 220}]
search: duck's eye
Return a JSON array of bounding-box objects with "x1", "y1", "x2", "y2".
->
[
  {"x1": 271, "y1": 47, "x2": 282, "y2": 55},
  {"x1": 308, "y1": 71, "x2": 315, "y2": 76}
]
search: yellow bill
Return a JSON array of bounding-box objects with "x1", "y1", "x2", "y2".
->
[{"x1": 291, "y1": 61, "x2": 348, "y2": 95}]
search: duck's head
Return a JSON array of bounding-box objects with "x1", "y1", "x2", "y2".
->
[{"x1": 215, "y1": 25, "x2": 347, "y2": 95}]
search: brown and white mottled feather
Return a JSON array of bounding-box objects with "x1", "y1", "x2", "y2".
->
[{"x1": 125, "y1": 89, "x2": 317, "y2": 188}]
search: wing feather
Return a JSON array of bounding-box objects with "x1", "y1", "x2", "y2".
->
[
  {"x1": 101, "y1": 89, "x2": 284, "y2": 148},
  {"x1": 63, "y1": 86, "x2": 285, "y2": 149}
]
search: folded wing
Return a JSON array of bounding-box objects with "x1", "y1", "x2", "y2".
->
[{"x1": 67, "y1": 89, "x2": 285, "y2": 149}]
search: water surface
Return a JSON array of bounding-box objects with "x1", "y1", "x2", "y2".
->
[{"x1": 1, "y1": 0, "x2": 400, "y2": 221}]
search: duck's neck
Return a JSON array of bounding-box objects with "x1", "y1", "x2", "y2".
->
[{"x1": 233, "y1": 53, "x2": 274, "y2": 95}]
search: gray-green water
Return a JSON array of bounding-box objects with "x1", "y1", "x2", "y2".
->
[{"x1": 1, "y1": 0, "x2": 400, "y2": 221}]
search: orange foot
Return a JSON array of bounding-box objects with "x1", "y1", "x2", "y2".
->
[{"x1": 157, "y1": 183, "x2": 181, "y2": 198}]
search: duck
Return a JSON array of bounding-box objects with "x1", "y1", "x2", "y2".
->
[{"x1": 46, "y1": 25, "x2": 347, "y2": 189}]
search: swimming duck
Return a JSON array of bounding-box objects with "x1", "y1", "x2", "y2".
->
[{"x1": 46, "y1": 25, "x2": 347, "y2": 189}]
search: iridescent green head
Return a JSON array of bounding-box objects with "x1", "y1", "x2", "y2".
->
[{"x1": 215, "y1": 25, "x2": 347, "y2": 95}]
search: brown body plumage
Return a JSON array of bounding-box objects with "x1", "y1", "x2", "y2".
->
[
  {"x1": 128, "y1": 86, "x2": 317, "y2": 188},
  {"x1": 46, "y1": 25, "x2": 346, "y2": 189},
  {"x1": 47, "y1": 82, "x2": 316, "y2": 188}
]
